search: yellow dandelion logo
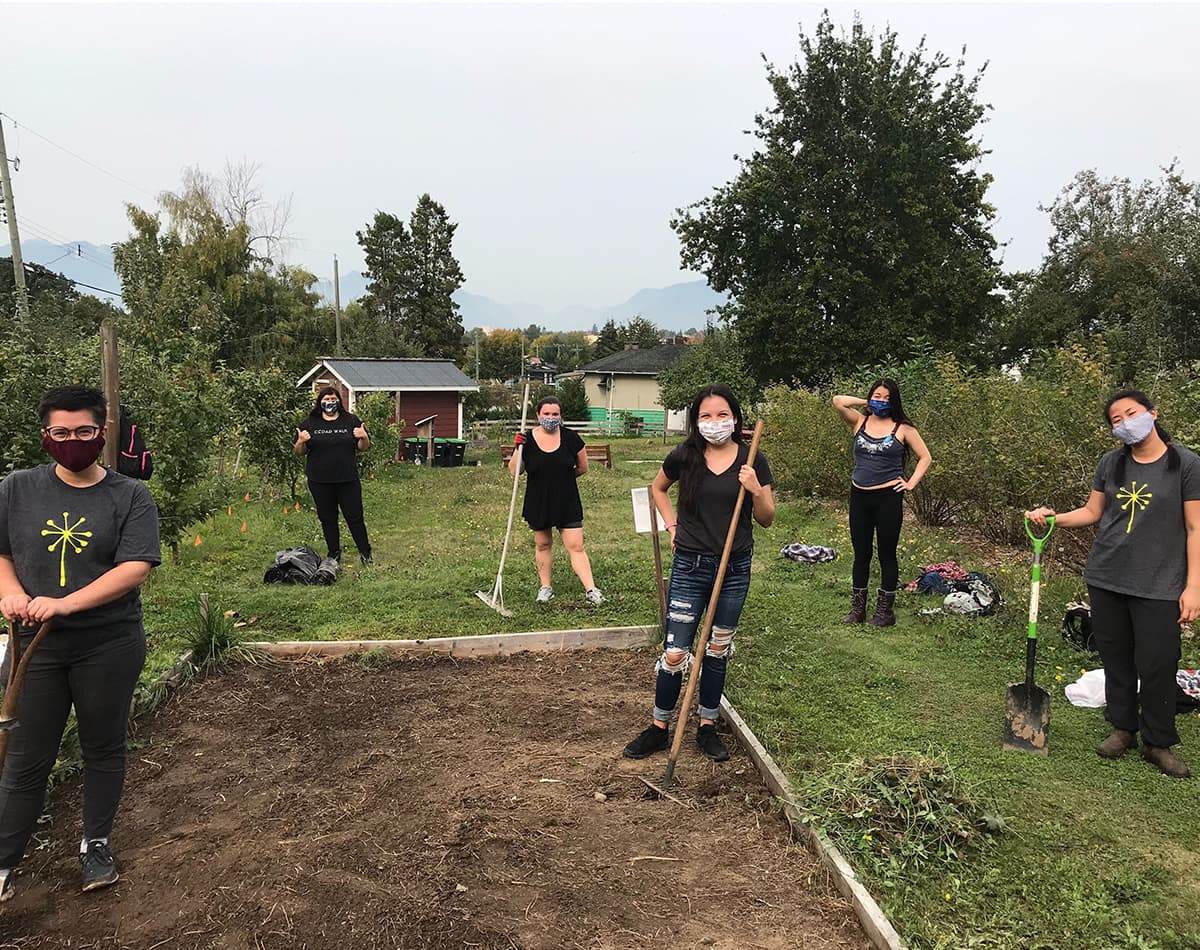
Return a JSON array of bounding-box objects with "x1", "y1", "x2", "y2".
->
[
  {"x1": 1115, "y1": 480, "x2": 1152, "y2": 533},
  {"x1": 42, "y1": 512, "x2": 92, "y2": 587}
]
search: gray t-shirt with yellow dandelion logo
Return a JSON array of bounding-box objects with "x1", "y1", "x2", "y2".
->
[
  {"x1": 0, "y1": 464, "x2": 161, "y2": 633},
  {"x1": 1085, "y1": 445, "x2": 1200, "y2": 601}
]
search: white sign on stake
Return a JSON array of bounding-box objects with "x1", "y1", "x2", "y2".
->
[{"x1": 631, "y1": 487, "x2": 666, "y2": 534}]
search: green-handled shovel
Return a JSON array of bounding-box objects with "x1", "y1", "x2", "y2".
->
[{"x1": 1003, "y1": 516, "x2": 1055, "y2": 754}]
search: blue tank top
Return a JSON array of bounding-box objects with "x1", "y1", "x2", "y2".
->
[{"x1": 851, "y1": 419, "x2": 905, "y2": 486}]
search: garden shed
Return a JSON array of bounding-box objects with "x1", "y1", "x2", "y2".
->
[{"x1": 298, "y1": 357, "x2": 479, "y2": 439}]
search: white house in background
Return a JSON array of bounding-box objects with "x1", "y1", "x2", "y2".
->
[{"x1": 567, "y1": 344, "x2": 690, "y2": 433}]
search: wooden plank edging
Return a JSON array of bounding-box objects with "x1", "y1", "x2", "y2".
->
[
  {"x1": 720, "y1": 697, "x2": 907, "y2": 950},
  {"x1": 245, "y1": 625, "x2": 659, "y2": 659}
]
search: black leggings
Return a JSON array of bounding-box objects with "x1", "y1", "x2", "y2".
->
[
  {"x1": 0, "y1": 627, "x2": 146, "y2": 868},
  {"x1": 1088, "y1": 585, "x2": 1181, "y2": 748},
  {"x1": 308, "y1": 478, "x2": 371, "y2": 559},
  {"x1": 849, "y1": 485, "x2": 903, "y2": 590}
]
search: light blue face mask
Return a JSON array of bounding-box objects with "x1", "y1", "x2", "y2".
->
[
  {"x1": 538, "y1": 417, "x2": 562, "y2": 432},
  {"x1": 1112, "y1": 411, "x2": 1155, "y2": 446}
]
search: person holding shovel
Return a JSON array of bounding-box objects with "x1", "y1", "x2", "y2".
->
[
  {"x1": 510, "y1": 396, "x2": 604, "y2": 605},
  {"x1": 294, "y1": 386, "x2": 372, "y2": 566},
  {"x1": 832, "y1": 379, "x2": 932, "y2": 627},
  {"x1": 0, "y1": 386, "x2": 161, "y2": 902},
  {"x1": 1025, "y1": 390, "x2": 1200, "y2": 779},
  {"x1": 623, "y1": 383, "x2": 774, "y2": 763}
]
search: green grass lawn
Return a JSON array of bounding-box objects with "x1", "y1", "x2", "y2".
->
[{"x1": 140, "y1": 438, "x2": 1200, "y2": 950}]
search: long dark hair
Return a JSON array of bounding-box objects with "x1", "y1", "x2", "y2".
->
[
  {"x1": 676, "y1": 383, "x2": 745, "y2": 514},
  {"x1": 864, "y1": 378, "x2": 914, "y2": 429},
  {"x1": 305, "y1": 386, "x2": 343, "y2": 422},
  {"x1": 1104, "y1": 389, "x2": 1177, "y2": 485}
]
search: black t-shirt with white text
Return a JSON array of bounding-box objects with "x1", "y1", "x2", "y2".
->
[
  {"x1": 300, "y1": 412, "x2": 362, "y2": 483},
  {"x1": 662, "y1": 442, "x2": 773, "y2": 556}
]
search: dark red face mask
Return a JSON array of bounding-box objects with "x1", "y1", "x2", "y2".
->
[{"x1": 42, "y1": 435, "x2": 106, "y2": 472}]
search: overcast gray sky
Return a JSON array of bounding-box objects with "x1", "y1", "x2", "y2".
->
[{"x1": 5, "y1": 2, "x2": 1199, "y2": 310}]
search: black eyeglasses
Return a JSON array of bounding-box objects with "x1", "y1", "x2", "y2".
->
[{"x1": 44, "y1": 426, "x2": 101, "y2": 442}]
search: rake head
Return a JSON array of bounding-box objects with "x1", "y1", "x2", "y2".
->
[{"x1": 475, "y1": 588, "x2": 513, "y2": 618}]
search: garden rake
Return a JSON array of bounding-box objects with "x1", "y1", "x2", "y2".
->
[
  {"x1": 0, "y1": 621, "x2": 53, "y2": 776},
  {"x1": 641, "y1": 420, "x2": 763, "y2": 804},
  {"x1": 476, "y1": 382, "x2": 532, "y2": 617}
]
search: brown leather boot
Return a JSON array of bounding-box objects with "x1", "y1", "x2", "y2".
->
[
  {"x1": 841, "y1": 588, "x2": 869, "y2": 624},
  {"x1": 867, "y1": 589, "x2": 897, "y2": 627},
  {"x1": 1142, "y1": 745, "x2": 1191, "y2": 779},
  {"x1": 1096, "y1": 729, "x2": 1137, "y2": 759}
]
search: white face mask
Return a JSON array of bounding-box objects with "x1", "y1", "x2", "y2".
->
[
  {"x1": 697, "y1": 418, "x2": 736, "y2": 445},
  {"x1": 1112, "y1": 411, "x2": 1155, "y2": 446}
]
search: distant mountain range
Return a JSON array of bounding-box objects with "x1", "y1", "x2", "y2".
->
[{"x1": 4, "y1": 238, "x2": 727, "y2": 332}]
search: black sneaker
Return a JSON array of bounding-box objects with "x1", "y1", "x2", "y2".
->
[
  {"x1": 0, "y1": 868, "x2": 14, "y2": 903},
  {"x1": 80, "y1": 840, "x2": 119, "y2": 893},
  {"x1": 622, "y1": 724, "x2": 669, "y2": 759},
  {"x1": 360, "y1": 552, "x2": 374, "y2": 566},
  {"x1": 696, "y1": 724, "x2": 730, "y2": 762}
]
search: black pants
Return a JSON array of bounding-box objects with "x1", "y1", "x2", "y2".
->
[
  {"x1": 1088, "y1": 585, "x2": 1181, "y2": 748},
  {"x1": 308, "y1": 478, "x2": 371, "y2": 560},
  {"x1": 849, "y1": 485, "x2": 903, "y2": 590},
  {"x1": 0, "y1": 627, "x2": 146, "y2": 868}
]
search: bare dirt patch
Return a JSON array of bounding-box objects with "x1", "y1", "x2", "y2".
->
[{"x1": 2, "y1": 649, "x2": 869, "y2": 950}]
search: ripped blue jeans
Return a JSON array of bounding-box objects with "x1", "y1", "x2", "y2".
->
[{"x1": 653, "y1": 551, "x2": 752, "y2": 724}]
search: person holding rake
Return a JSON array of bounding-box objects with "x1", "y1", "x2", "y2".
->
[
  {"x1": 510, "y1": 395, "x2": 604, "y2": 605},
  {"x1": 0, "y1": 386, "x2": 161, "y2": 903},
  {"x1": 623, "y1": 384, "x2": 774, "y2": 763}
]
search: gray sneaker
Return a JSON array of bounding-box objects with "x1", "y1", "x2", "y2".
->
[
  {"x1": 536, "y1": 586, "x2": 555, "y2": 604},
  {"x1": 0, "y1": 868, "x2": 14, "y2": 903},
  {"x1": 585, "y1": 588, "x2": 606, "y2": 605}
]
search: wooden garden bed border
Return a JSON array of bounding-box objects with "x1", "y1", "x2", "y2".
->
[{"x1": 244, "y1": 624, "x2": 906, "y2": 950}]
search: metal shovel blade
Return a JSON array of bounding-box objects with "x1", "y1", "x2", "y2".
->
[{"x1": 1003, "y1": 682, "x2": 1050, "y2": 755}]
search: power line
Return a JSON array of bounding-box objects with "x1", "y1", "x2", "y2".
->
[
  {"x1": 68, "y1": 277, "x2": 121, "y2": 297},
  {"x1": 0, "y1": 112, "x2": 157, "y2": 199}
]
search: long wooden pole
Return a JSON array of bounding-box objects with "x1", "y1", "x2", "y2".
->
[{"x1": 100, "y1": 319, "x2": 120, "y2": 468}]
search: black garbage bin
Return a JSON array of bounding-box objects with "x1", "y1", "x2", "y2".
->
[{"x1": 403, "y1": 438, "x2": 428, "y2": 464}]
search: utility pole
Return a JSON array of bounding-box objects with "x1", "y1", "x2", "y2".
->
[
  {"x1": 333, "y1": 254, "x2": 343, "y2": 357},
  {"x1": 100, "y1": 319, "x2": 120, "y2": 469},
  {"x1": 475, "y1": 329, "x2": 481, "y2": 381},
  {"x1": 0, "y1": 115, "x2": 30, "y2": 327}
]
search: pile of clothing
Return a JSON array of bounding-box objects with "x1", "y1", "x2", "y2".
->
[
  {"x1": 780, "y1": 543, "x2": 838, "y2": 563},
  {"x1": 908, "y1": 560, "x2": 1002, "y2": 617}
]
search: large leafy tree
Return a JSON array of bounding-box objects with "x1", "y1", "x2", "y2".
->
[
  {"x1": 356, "y1": 194, "x2": 465, "y2": 359},
  {"x1": 673, "y1": 13, "x2": 1003, "y2": 386},
  {"x1": 998, "y1": 163, "x2": 1200, "y2": 379},
  {"x1": 656, "y1": 324, "x2": 759, "y2": 411}
]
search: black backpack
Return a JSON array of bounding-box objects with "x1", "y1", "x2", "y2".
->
[
  {"x1": 117, "y1": 412, "x2": 153, "y2": 480},
  {"x1": 1062, "y1": 603, "x2": 1099, "y2": 653}
]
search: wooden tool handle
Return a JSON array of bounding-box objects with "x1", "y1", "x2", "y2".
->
[{"x1": 0, "y1": 621, "x2": 53, "y2": 774}]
